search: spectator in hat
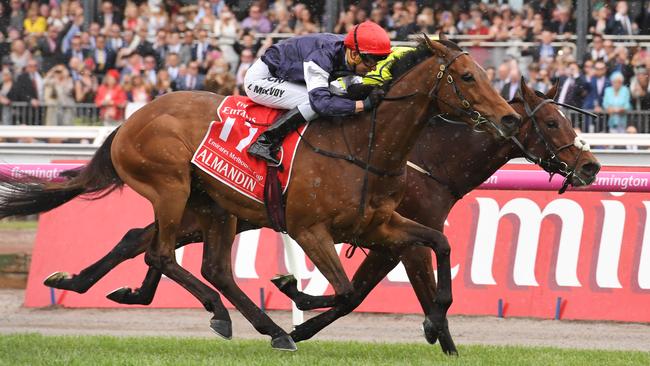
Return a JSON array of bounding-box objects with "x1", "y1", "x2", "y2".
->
[{"x1": 95, "y1": 69, "x2": 126, "y2": 124}]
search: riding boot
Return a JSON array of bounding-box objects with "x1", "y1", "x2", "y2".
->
[{"x1": 247, "y1": 107, "x2": 307, "y2": 165}]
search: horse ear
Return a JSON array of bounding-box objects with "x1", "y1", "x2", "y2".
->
[
  {"x1": 546, "y1": 80, "x2": 560, "y2": 100},
  {"x1": 438, "y1": 31, "x2": 448, "y2": 41},
  {"x1": 519, "y1": 76, "x2": 531, "y2": 97},
  {"x1": 519, "y1": 76, "x2": 535, "y2": 104},
  {"x1": 423, "y1": 33, "x2": 436, "y2": 52}
]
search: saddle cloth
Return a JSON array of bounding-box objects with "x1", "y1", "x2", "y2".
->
[{"x1": 191, "y1": 96, "x2": 308, "y2": 203}]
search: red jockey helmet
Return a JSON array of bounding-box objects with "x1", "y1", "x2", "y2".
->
[{"x1": 344, "y1": 21, "x2": 392, "y2": 57}]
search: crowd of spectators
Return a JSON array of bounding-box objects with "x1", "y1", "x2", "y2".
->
[{"x1": 0, "y1": 0, "x2": 649, "y2": 134}]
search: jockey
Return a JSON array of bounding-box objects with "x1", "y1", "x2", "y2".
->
[
  {"x1": 329, "y1": 46, "x2": 416, "y2": 99},
  {"x1": 330, "y1": 35, "x2": 439, "y2": 99},
  {"x1": 244, "y1": 21, "x2": 392, "y2": 166}
]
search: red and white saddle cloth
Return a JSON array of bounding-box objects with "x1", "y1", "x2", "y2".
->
[{"x1": 191, "y1": 96, "x2": 308, "y2": 203}]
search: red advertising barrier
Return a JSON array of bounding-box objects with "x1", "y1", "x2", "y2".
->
[{"x1": 20, "y1": 164, "x2": 650, "y2": 322}]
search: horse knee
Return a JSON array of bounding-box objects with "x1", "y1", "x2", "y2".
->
[
  {"x1": 433, "y1": 237, "x2": 451, "y2": 258},
  {"x1": 334, "y1": 292, "x2": 362, "y2": 316},
  {"x1": 436, "y1": 293, "x2": 453, "y2": 309},
  {"x1": 201, "y1": 266, "x2": 230, "y2": 291},
  {"x1": 144, "y1": 252, "x2": 175, "y2": 269},
  {"x1": 113, "y1": 228, "x2": 148, "y2": 259}
]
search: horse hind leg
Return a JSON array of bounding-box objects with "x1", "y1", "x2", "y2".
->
[
  {"x1": 106, "y1": 219, "x2": 203, "y2": 305},
  {"x1": 199, "y1": 212, "x2": 295, "y2": 351},
  {"x1": 44, "y1": 225, "x2": 155, "y2": 294},
  {"x1": 125, "y1": 168, "x2": 232, "y2": 339}
]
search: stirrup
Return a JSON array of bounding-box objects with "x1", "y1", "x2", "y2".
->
[{"x1": 248, "y1": 142, "x2": 281, "y2": 166}]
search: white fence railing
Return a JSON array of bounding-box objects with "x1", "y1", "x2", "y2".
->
[
  {"x1": 0, "y1": 125, "x2": 116, "y2": 146},
  {"x1": 0, "y1": 125, "x2": 648, "y2": 165}
]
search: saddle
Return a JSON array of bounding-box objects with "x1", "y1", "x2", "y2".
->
[{"x1": 191, "y1": 96, "x2": 309, "y2": 232}]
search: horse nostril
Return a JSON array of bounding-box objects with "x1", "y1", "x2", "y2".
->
[
  {"x1": 501, "y1": 114, "x2": 521, "y2": 132},
  {"x1": 580, "y1": 162, "x2": 601, "y2": 177}
]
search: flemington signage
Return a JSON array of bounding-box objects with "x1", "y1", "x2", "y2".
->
[{"x1": 23, "y1": 169, "x2": 650, "y2": 322}]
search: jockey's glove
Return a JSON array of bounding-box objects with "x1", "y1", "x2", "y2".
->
[
  {"x1": 347, "y1": 83, "x2": 375, "y2": 100},
  {"x1": 363, "y1": 88, "x2": 386, "y2": 111}
]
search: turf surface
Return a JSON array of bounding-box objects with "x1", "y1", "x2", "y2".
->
[{"x1": 1, "y1": 333, "x2": 648, "y2": 365}]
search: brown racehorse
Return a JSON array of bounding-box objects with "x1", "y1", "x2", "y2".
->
[
  {"x1": 41, "y1": 80, "x2": 598, "y2": 355},
  {"x1": 0, "y1": 38, "x2": 520, "y2": 352}
]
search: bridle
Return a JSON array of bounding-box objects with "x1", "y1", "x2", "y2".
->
[
  {"x1": 388, "y1": 47, "x2": 513, "y2": 139},
  {"x1": 428, "y1": 51, "x2": 510, "y2": 138},
  {"x1": 418, "y1": 95, "x2": 597, "y2": 196},
  {"x1": 509, "y1": 97, "x2": 596, "y2": 193}
]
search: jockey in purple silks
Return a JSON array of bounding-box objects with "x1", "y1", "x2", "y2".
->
[{"x1": 244, "y1": 21, "x2": 392, "y2": 166}]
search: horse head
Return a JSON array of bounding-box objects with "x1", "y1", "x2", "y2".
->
[
  {"x1": 418, "y1": 35, "x2": 521, "y2": 139},
  {"x1": 512, "y1": 78, "x2": 601, "y2": 190}
]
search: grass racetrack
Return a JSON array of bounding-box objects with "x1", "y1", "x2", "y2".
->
[{"x1": 1, "y1": 334, "x2": 649, "y2": 366}]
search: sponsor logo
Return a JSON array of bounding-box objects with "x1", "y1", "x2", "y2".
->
[{"x1": 252, "y1": 85, "x2": 286, "y2": 98}]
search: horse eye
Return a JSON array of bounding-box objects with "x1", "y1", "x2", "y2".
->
[
  {"x1": 546, "y1": 120, "x2": 559, "y2": 128},
  {"x1": 462, "y1": 73, "x2": 474, "y2": 82}
]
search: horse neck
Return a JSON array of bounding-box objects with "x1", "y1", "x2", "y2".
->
[
  {"x1": 412, "y1": 122, "x2": 518, "y2": 197},
  {"x1": 360, "y1": 63, "x2": 438, "y2": 174}
]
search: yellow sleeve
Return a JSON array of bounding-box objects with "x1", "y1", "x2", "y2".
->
[{"x1": 361, "y1": 47, "x2": 416, "y2": 86}]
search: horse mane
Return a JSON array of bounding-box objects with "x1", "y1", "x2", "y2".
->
[
  {"x1": 388, "y1": 37, "x2": 463, "y2": 89},
  {"x1": 388, "y1": 39, "x2": 435, "y2": 85}
]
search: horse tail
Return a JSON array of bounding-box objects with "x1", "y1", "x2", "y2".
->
[{"x1": 0, "y1": 128, "x2": 124, "y2": 218}]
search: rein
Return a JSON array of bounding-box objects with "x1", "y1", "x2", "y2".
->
[
  {"x1": 511, "y1": 98, "x2": 596, "y2": 194},
  {"x1": 415, "y1": 96, "x2": 596, "y2": 196}
]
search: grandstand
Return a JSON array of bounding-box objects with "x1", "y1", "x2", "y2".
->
[{"x1": 1, "y1": 0, "x2": 650, "y2": 153}]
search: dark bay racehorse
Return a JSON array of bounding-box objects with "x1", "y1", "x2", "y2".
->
[
  {"x1": 40, "y1": 80, "x2": 599, "y2": 355},
  {"x1": 0, "y1": 37, "x2": 520, "y2": 352}
]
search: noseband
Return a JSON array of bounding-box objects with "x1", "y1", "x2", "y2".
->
[
  {"x1": 427, "y1": 51, "x2": 508, "y2": 138},
  {"x1": 510, "y1": 98, "x2": 597, "y2": 193}
]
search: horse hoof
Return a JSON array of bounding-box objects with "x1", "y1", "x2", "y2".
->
[
  {"x1": 270, "y1": 274, "x2": 297, "y2": 291},
  {"x1": 271, "y1": 334, "x2": 297, "y2": 351},
  {"x1": 106, "y1": 287, "x2": 131, "y2": 303},
  {"x1": 422, "y1": 318, "x2": 438, "y2": 345},
  {"x1": 43, "y1": 272, "x2": 70, "y2": 288},
  {"x1": 210, "y1": 319, "x2": 232, "y2": 340}
]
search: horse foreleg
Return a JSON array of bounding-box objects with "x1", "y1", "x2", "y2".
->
[
  {"x1": 288, "y1": 249, "x2": 400, "y2": 342},
  {"x1": 43, "y1": 225, "x2": 155, "y2": 293},
  {"x1": 199, "y1": 212, "x2": 295, "y2": 351},
  {"x1": 272, "y1": 248, "x2": 400, "y2": 311},
  {"x1": 369, "y1": 212, "x2": 457, "y2": 355}
]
